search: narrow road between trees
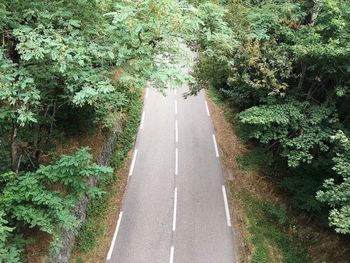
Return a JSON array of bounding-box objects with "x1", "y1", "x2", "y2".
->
[{"x1": 107, "y1": 79, "x2": 236, "y2": 263}]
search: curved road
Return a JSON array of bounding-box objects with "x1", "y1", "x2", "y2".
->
[{"x1": 107, "y1": 82, "x2": 236, "y2": 262}]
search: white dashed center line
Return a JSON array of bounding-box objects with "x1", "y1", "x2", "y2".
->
[
  {"x1": 175, "y1": 148, "x2": 178, "y2": 175},
  {"x1": 169, "y1": 246, "x2": 174, "y2": 263},
  {"x1": 175, "y1": 120, "x2": 178, "y2": 143},
  {"x1": 175, "y1": 99, "x2": 178, "y2": 115},
  {"x1": 173, "y1": 187, "x2": 178, "y2": 231}
]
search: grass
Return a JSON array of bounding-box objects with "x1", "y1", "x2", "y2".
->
[
  {"x1": 74, "y1": 90, "x2": 143, "y2": 252},
  {"x1": 238, "y1": 191, "x2": 310, "y2": 263},
  {"x1": 236, "y1": 147, "x2": 273, "y2": 171},
  {"x1": 206, "y1": 85, "x2": 226, "y2": 106}
]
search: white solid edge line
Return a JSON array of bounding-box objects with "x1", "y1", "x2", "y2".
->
[
  {"x1": 175, "y1": 148, "x2": 178, "y2": 175},
  {"x1": 145, "y1": 87, "x2": 149, "y2": 99},
  {"x1": 212, "y1": 134, "x2": 219, "y2": 157},
  {"x1": 175, "y1": 99, "x2": 178, "y2": 115},
  {"x1": 128, "y1": 149, "x2": 138, "y2": 176},
  {"x1": 169, "y1": 246, "x2": 174, "y2": 263},
  {"x1": 205, "y1": 100, "x2": 210, "y2": 116},
  {"x1": 140, "y1": 111, "x2": 145, "y2": 130},
  {"x1": 172, "y1": 188, "x2": 178, "y2": 231},
  {"x1": 222, "y1": 185, "x2": 232, "y2": 227},
  {"x1": 175, "y1": 120, "x2": 178, "y2": 143},
  {"x1": 107, "y1": 211, "x2": 123, "y2": 260}
]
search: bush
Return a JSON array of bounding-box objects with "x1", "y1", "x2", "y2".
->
[
  {"x1": 265, "y1": 202, "x2": 288, "y2": 226},
  {"x1": 0, "y1": 148, "x2": 112, "y2": 259}
]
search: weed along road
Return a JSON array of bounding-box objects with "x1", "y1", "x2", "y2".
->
[{"x1": 107, "y1": 84, "x2": 236, "y2": 263}]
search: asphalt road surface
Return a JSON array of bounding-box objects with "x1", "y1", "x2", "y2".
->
[{"x1": 107, "y1": 82, "x2": 236, "y2": 263}]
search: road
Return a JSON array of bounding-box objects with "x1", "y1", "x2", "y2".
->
[{"x1": 107, "y1": 80, "x2": 236, "y2": 262}]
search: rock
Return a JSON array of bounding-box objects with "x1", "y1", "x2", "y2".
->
[{"x1": 47, "y1": 130, "x2": 118, "y2": 263}]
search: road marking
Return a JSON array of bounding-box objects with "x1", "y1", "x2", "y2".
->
[
  {"x1": 175, "y1": 148, "x2": 178, "y2": 175},
  {"x1": 175, "y1": 120, "x2": 178, "y2": 143},
  {"x1": 175, "y1": 89, "x2": 177, "y2": 95},
  {"x1": 175, "y1": 99, "x2": 178, "y2": 115},
  {"x1": 140, "y1": 111, "x2": 145, "y2": 130},
  {"x1": 212, "y1": 134, "x2": 219, "y2": 157},
  {"x1": 169, "y1": 246, "x2": 174, "y2": 263},
  {"x1": 173, "y1": 187, "x2": 178, "y2": 231},
  {"x1": 145, "y1": 87, "x2": 149, "y2": 99},
  {"x1": 128, "y1": 149, "x2": 138, "y2": 176},
  {"x1": 222, "y1": 185, "x2": 232, "y2": 227},
  {"x1": 205, "y1": 100, "x2": 210, "y2": 116},
  {"x1": 107, "y1": 211, "x2": 123, "y2": 260}
]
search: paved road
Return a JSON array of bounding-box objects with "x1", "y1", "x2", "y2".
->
[{"x1": 107, "y1": 77, "x2": 236, "y2": 262}]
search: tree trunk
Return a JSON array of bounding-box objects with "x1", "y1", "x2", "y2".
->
[
  {"x1": 11, "y1": 123, "x2": 20, "y2": 172},
  {"x1": 310, "y1": 0, "x2": 321, "y2": 26},
  {"x1": 298, "y1": 62, "x2": 307, "y2": 90}
]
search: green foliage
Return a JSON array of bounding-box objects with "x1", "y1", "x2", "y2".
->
[
  {"x1": 279, "y1": 158, "x2": 333, "y2": 222},
  {"x1": 104, "y1": 0, "x2": 194, "y2": 89},
  {"x1": 0, "y1": 138, "x2": 10, "y2": 173},
  {"x1": 0, "y1": 211, "x2": 22, "y2": 263},
  {"x1": 265, "y1": 203, "x2": 288, "y2": 226},
  {"x1": 0, "y1": 148, "x2": 112, "y2": 259},
  {"x1": 317, "y1": 131, "x2": 350, "y2": 234},
  {"x1": 237, "y1": 147, "x2": 273, "y2": 171},
  {"x1": 238, "y1": 100, "x2": 337, "y2": 167},
  {"x1": 189, "y1": 2, "x2": 237, "y2": 95}
]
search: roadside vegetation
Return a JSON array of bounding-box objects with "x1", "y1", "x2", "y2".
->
[{"x1": 191, "y1": 0, "x2": 350, "y2": 262}]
